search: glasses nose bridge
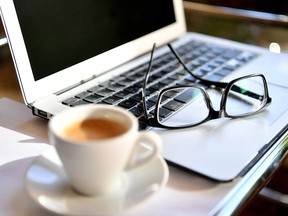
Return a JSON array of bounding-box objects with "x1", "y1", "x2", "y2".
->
[
  {"x1": 205, "y1": 88, "x2": 226, "y2": 120},
  {"x1": 210, "y1": 108, "x2": 224, "y2": 120}
]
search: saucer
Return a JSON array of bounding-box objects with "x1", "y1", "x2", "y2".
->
[{"x1": 25, "y1": 146, "x2": 169, "y2": 215}]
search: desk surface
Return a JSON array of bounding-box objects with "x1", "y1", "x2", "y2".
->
[{"x1": 0, "y1": 99, "x2": 287, "y2": 216}]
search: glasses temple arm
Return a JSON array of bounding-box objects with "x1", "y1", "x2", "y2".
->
[
  {"x1": 168, "y1": 43, "x2": 272, "y2": 104},
  {"x1": 142, "y1": 43, "x2": 157, "y2": 120},
  {"x1": 167, "y1": 43, "x2": 228, "y2": 89},
  {"x1": 230, "y1": 85, "x2": 272, "y2": 103}
]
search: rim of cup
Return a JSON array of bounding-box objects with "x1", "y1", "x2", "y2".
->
[{"x1": 48, "y1": 104, "x2": 138, "y2": 145}]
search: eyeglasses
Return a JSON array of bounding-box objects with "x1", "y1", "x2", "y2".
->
[{"x1": 141, "y1": 43, "x2": 272, "y2": 129}]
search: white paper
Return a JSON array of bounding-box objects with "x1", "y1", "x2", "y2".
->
[{"x1": 0, "y1": 126, "x2": 50, "y2": 166}]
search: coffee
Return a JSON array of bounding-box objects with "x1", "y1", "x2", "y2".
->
[{"x1": 63, "y1": 118, "x2": 128, "y2": 141}]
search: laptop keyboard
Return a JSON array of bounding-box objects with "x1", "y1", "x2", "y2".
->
[{"x1": 62, "y1": 40, "x2": 257, "y2": 130}]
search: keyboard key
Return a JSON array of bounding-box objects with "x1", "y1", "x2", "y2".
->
[
  {"x1": 124, "y1": 85, "x2": 141, "y2": 93},
  {"x1": 186, "y1": 75, "x2": 197, "y2": 82},
  {"x1": 214, "y1": 68, "x2": 234, "y2": 77},
  {"x1": 183, "y1": 53, "x2": 197, "y2": 62},
  {"x1": 174, "y1": 89, "x2": 194, "y2": 103},
  {"x1": 118, "y1": 99, "x2": 137, "y2": 109},
  {"x1": 158, "y1": 107, "x2": 173, "y2": 118},
  {"x1": 147, "y1": 100, "x2": 156, "y2": 110},
  {"x1": 200, "y1": 65, "x2": 214, "y2": 73},
  {"x1": 194, "y1": 69, "x2": 208, "y2": 77},
  {"x1": 159, "y1": 77, "x2": 175, "y2": 86},
  {"x1": 162, "y1": 65, "x2": 177, "y2": 74},
  {"x1": 129, "y1": 106, "x2": 143, "y2": 117},
  {"x1": 99, "y1": 80, "x2": 112, "y2": 87},
  {"x1": 198, "y1": 45, "x2": 210, "y2": 53},
  {"x1": 162, "y1": 90, "x2": 178, "y2": 98},
  {"x1": 150, "y1": 83, "x2": 166, "y2": 91},
  {"x1": 224, "y1": 59, "x2": 243, "y2": 70},
  {"x1": 117, "y1": 78, "x2": 135, "y2": 85},
  {"x1": 130, "y1": 92, "x2": 143, "y2": 103},
  {"x1": 83, "y1": 94, "x2": 103, "y2": 103},
  {"x1": 102, "y1": 96, "x2": 121, "y2": 105},
  {"x1": 114, "y1": 90, "x2": 131, "y2": 99},
  {"x1": 191, "y1": 50, "x2": 202, "y2": 58},
  {"x1": 236, "y1": 52, "x2": 257, "y2": 62},
  {"x1": 151, "y1": 61, "x2": 165, "y2": 71},
  {"x1": 62, "y1": 97, "x2": 78, "y2": 105},
  {"x1": 163, "y1": 100, "x2": 183, "y2": 111},
  {"x1": 203, "y1": 73, "x2": 223, "y2": 82},
  {"x1": 211, "y1": 46, "x2": 226, "y2": 55},
  {"x1": 190, "y1": 59, "x2": 203, "y2": 67},
  {"x1": 95, "y1": 88, "x2": 115, "y2": 97},
  {"x1": 148, "y1": 95, "x2": 158, "y2": 103},
  {"x1": 106, "y1": 83, "x2": 125, "y2": 91},
  {"x1": 198, "y1": 56, "x2": 211, "y2": 64},
  {"x1": 150, "y1": 107, "x2": 172, "y2": 118},
  {"x1": 161, "y1": 53, "x2": 176, "y2": 63},
  {"x1": 208, "y1": 61, "x2": 222, "y2": 68},
  {"x1": 176, "y1": 79, "x2": 190, "y2": 85},
  {"x1": 144, "y1": 87, "x2": 158, "y2": 96},
  {"x1": 134, "y1": 70, "x2": 146, "y2": 78},
  {"x1": 75, "y1": 91, "x2": 91, "y2": 99},
  {"x1": 71, "y1": 100, "x2": 91, "y2": 107},
  {"x1": 177, "y1": 69, "x2": 188, "y2": 75},
  {"x1": 87, "y1": 86, "x2": 101, "y2": 93},
  {"x1": 133, "y1": 81, "x2": 143, "y2": 88},
  {"x1": 169, "y1": 72, "x2": 185, "y2": 80},
  {"x1": 127, "y1": 73, "x2": 141, "y2": 81},
  {"x1": 222, "y1": 50, "x2": 241, "y2": 59},
  {"x1": 214, "y1": 57, "x2": 228, "y2": 64}
]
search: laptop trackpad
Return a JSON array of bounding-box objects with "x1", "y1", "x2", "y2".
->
[{"x1": 156, "y1": 83, "x2": 288, "y2": 181}]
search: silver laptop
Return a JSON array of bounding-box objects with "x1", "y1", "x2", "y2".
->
[{"x1": 1, "y1": 0, "x2": 288, "y2": 181}]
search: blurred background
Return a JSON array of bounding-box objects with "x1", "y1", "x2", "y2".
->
[{"x1": 184, "y1": 0, "x2": 288, "y2": 52}]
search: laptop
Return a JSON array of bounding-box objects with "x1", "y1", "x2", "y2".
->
[{"x1": 1, "y1": 0, "x2": 288, "y2": 181}]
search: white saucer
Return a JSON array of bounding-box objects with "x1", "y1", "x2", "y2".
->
[{"x1": 25, "y1": 146, "x2": 169, "y2": 215}]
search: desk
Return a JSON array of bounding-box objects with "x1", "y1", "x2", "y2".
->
[{"x1": 0, "y1": 99, "x2": 288, "y2": 216}]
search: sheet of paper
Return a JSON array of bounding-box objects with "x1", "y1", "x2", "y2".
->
[{"x1": 0, "y1": 126, "x2": 50, "y2": 165}]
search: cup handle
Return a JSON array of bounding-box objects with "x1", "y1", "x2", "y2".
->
[{"x1": 125, "y1": 131, "x2": 162, "y2": 170}]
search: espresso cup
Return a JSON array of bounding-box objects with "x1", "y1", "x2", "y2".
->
[{"x1": 48, "y1": 105, "x2": 162, "y2": 196}]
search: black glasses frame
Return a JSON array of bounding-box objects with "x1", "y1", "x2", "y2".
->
[{"x1": 142, "y1": 43, "x2": 272, "y2": 129}]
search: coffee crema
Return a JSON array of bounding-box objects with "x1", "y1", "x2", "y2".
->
[{"x1": 63, "y1": 118, "x2": 128, "y2": 141}]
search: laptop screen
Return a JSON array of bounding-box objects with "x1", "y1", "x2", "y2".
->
[{"x1": 13, "y1": 0, "x2": 176, "y2": 81}]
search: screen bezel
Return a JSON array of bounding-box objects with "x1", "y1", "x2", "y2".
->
[{"x1": 0, "y1": 0, "x2": 186, "y2": 105}]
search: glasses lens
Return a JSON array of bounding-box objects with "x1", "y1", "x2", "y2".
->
[
  {"x1": 225, "y1": 75, "x2": 267, "y2": 117},
  {"x1": 156, "y1": 87, "x2": 210, "y2": 127}
]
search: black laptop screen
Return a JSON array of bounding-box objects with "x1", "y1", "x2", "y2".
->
[{"x1": 13, "y1": 0, "x2": 176, "y2": 81}]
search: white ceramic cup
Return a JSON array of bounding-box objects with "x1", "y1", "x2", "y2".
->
[{"x1": 48, "y1": 105, "x2": 162, "y2": 196}]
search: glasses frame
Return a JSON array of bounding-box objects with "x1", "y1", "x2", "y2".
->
[{"x1": 142, "y1": 43, "x2": 272, "y2": 129}]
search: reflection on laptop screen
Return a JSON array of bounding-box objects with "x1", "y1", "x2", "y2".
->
[{"x1": 13, "y1": 0, "x2": 176, "y2": 81}]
